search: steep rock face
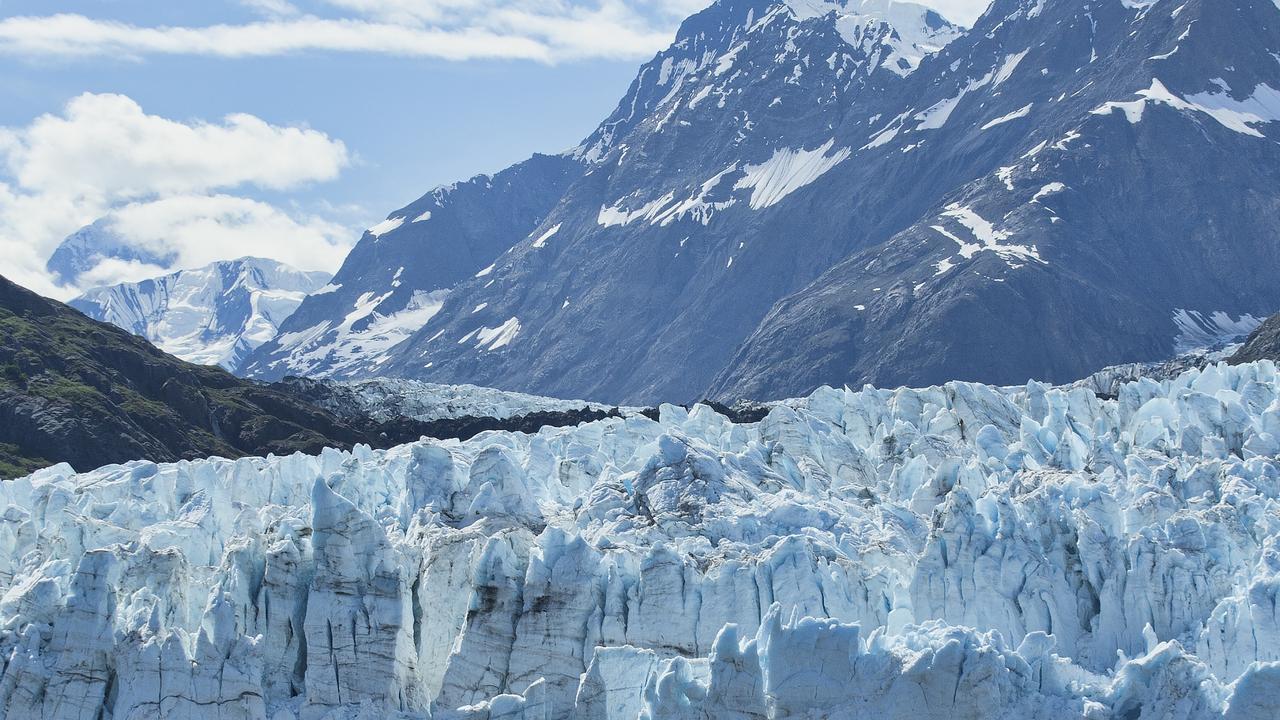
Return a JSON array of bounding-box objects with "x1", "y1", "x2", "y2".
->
[
  {"x1": 240, "y1": 153, "x2": 583, "y2": 380},
  {"x1": 1232, "y1": 312, "x2": 1280, "y2": 365},
  {"x1": 242, "y1": 0, "x2": 1279, "y2": 405},
  {"x1": 70, "y1": 257, "x2": 330, "y2": 372},
  {"x1": 4, "y1": 361, "x2": 1280, "y2": 717},
  {"x1": 711, "y1": 0, "x2": 1280, "y2": 399}
]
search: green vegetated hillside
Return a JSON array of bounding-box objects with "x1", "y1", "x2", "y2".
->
[{"x1": 0, "y1": 274, "x2": 373, "y2": 477}]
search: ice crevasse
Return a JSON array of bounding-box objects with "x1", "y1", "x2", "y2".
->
[{"x1": 2, "y1": 362, "x2": 1280, "y2": 718}]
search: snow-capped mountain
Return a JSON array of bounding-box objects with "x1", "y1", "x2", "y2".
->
[
  {"x1": 707, "y1": 0, "x2": 1280, "y2": 400},
  {"x1": 70, "y1": 257, "x2": 331, "y2": 371},
  {"x1": 5, "y1": 360, "x2": 1280, "y2": 717},
  {"x1": 45, "y1": 218, "x2": 176, "y2": 287},
  {"x1": 245, "y1": 0, "x2": 1280, "y2": 406},
  {"x1": 240, "y1": 0, "x2": 962, "y2": 393}
]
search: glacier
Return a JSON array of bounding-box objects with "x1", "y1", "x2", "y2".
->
[
  {"x1": 279, "y1": 377, "x2": 621, "y2": 424},
  {"x1": 3, "y1": 361, "x2": 1280, "y2": 718}
]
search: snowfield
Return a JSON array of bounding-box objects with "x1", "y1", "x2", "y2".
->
[{"x1": 4, "y1": 362, "x2": 1280, "y2": 718}]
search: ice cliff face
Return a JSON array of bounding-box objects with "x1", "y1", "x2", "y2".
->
[{"x1": 5, "y1": 361, "x2": 1280, "y2": 718}]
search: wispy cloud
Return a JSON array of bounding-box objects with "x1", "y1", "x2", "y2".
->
[
  {"x1": 0, "y1": 0, "x2": 699, "y2": 63},
  {"x1": 239, "y1": 0, "x2": 304, "y2": 18}
]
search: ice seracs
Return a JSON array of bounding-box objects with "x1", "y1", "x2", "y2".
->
[{"x1": 4, "y1": 361, "x2": 1280, "y2": 717}]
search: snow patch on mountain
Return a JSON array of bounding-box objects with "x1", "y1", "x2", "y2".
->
[
  {"x1": 1092, "y1": 79, "x2": 1280, "y2": 137},
  {"x1": 369, "y1": 216, "x2": 407, "y2": 238},
  {"x1": 1120, "y1": 0, "x2": 1163, "y2": 10},
  {"x1": 599, "y1": 192, "x2": 680, "y2": 228},
  {"x1": 269, "y1": 288, "x2": 449, "y2": 376},
  {"x1": 993, "y1": 49, "x2": 1030, "y2": 87},
  {"x1": 474, "y1": 317, "x2": 521, "y2": 351},
  {"x1": 734, "y1": 140, "x2": 852, "y2": 210},
  {"x1": 983, "y1": 103, "x2": 1035, "y2": 130},
  {"x1": 5, "y1": 362, "x2": 1280, "y2": 717},
  {"x1": 599, "y1": 165, "x2": 745, "y2": 229},
  {"x1": 1032, "y1": 182, "x2": 1067, "y2": 202},
  {"x1": 932, "y1": 203, "x2": 1044, "y2": 270},
  {"x1": 530, "y1": 224, "x2": 561, "y2": 249}
]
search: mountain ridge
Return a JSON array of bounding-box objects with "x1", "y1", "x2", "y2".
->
[
  {"x1": 242, "y1": 0, "x2": 967, "y2": 399},
  {"x1": 243, "y1": 0, "x2": 1280, "y2": 405}
]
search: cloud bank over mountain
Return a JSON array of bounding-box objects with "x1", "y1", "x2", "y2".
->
[{"x1": 0, "y1": 93, "x2": 353, "y2": 297}]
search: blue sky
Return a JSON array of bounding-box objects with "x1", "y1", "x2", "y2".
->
[{"x1": 0, "y1": 0, "x2": 989, "y2": 297}]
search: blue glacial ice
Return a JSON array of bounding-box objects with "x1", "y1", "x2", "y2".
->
[{"x1": 2, "y1": 361, "x2": 1280, "y2": 718}]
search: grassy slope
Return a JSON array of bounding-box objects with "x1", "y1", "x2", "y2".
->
[{"x1": 0, "y1": 275, "x2": 371, "y2": 477}]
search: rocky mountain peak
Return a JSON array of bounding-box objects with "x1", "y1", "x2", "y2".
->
[{"x1": 245, "y1": 0, "x2": 1280, "y2": 406}]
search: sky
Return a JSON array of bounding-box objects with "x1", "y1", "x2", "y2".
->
[{"x1": 0, "y1": 0, "x2": 992, "y2": 299}]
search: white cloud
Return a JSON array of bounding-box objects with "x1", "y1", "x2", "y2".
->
[
  {"x1": 107, "y1": 195, "x2": 352, "y2": 276},
  {"x1": 0, "y1": 93, "x2": 354, "y2": 299},
  {"x1": 0, "y1": 0, "x2": 696, "y2": 63},
  {"x1": 5, "y1": 93, "x2": 348, "y2": 197},
  {"x1": 0, "y1": 14, "x2": 552, "y2": 62},
  {"x1": 0, "y1": 0, "x2": 993, "y2": 66},
  {"x1": 72, "y1": 257, "x2": 172, "y2": 291},
  {"x1": 240, "y1": 0, "x2": 303, "y2": 18}
]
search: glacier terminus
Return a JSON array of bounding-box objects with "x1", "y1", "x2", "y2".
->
[{"x1": 2, "y1": 361, "x2": 1280, "y2": 718}]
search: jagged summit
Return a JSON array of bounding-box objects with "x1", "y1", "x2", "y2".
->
[
  {"x1": 783, "y1": 0, "x2": 963, "y2": 70},
  {"x1": 573, "y1": 0, "x2": 961, "y2": 165}
]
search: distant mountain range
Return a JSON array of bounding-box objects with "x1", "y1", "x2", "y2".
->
[{"x1": 70, "y1": 257, "x2": 331, "y2": 372}]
